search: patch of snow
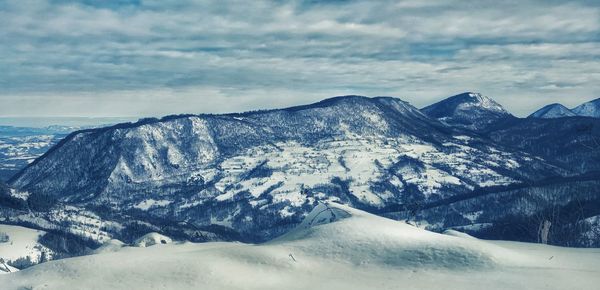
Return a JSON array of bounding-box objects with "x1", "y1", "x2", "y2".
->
[
  {"x1": 453, "y1": 135, "x2": 472, "y2": 141},
  {"x1": 133, "y1": 199, "x2": 173, "y2": 211},
  {"x1": 133, "y1": 233, "x2": 173, "y2": 248}
]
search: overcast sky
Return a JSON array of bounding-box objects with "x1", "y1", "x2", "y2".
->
[{"x1": 1, "y1": 0, "x2": 599, "y2": 118}]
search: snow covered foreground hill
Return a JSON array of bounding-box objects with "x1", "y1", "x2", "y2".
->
[{"x1": 1, "y1": 203, "x2": 598, "y2": 290}]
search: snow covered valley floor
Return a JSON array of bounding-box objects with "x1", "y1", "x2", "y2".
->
[{"x1": 1, "y1": 203, "x2": 599, "y2": 290}]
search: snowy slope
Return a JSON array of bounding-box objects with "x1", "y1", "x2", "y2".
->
[
  {"x1": 1, "y1": 203, "x2": 598, "y2": 290},
  {"x1": 528, "y1": 103, "x2": 577, "y2": 118},
  {"x1": 572, "y1": 98, "x2": 600, "y2": 117},
  {"x1": 0, "y1": 224, "x2": 52, "y2": 273}
]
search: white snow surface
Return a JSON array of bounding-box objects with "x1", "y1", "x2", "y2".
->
[
  {"x1": 0, "y1": 224, "x2": 52, "y2": 269},
  {"x1": 1, "y1": 203, "x2": 599, "y2": 290},
  {"x1": 92, "y1": 239, "x2": 125, "y2": 254}
]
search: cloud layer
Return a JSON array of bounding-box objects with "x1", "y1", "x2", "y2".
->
[{"x1": 1, "y1": 0, "x2": 599, "y2": 117}]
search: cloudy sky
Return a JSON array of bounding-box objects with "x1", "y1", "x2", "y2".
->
[{"x1": 1, "y1": 0, "x2": 599, "y2": 118}]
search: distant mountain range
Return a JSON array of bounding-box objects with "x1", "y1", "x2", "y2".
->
[
  {"x1": 0, "y1": 124, "x2": 122, "y2": 181},
  {"x1": 529, "y1": 98, "x2": 600, "y2": 119},
  {"x1": 0, "y1": 126, "x2": 75, "y2": 182},
  {"x1": 1, "y1": 92, "x2": 600, "y2": 270}
]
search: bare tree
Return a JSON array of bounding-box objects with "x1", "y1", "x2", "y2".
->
[{"x1": 538, "y1": 220, "x2": 551, "y2": 244}]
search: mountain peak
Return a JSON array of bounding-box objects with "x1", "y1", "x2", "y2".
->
[
  {"x1": 423, "y1": 92, "x2": 509, "y2": 115},
  {"x1": 529, "y1": 103, "x2": 576, "y2": 119},
  {"x1": 421, "y1": 92, "x2": 512, "y2": 131},
  {"x1": 572, "y1": 97, "x2": 600, "y2": 118},
  {"x1": 449, "y1": 92, "x2": 508, "y2": 112}
]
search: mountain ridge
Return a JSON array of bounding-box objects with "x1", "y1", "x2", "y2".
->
[
  {"x1": 9, "y1": 95, "x2": 452, "y2": 184},
  {"x1": 529, "y1": 97, "x2": 600, "y2": 119}
]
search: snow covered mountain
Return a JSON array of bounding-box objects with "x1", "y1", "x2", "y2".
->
[
  {"x1": 528, "y1": 103, "x2": 577, "y2": 118},
  {"x1": 421, "y1": 92, "x2": 514, "y2": 131},
  {"x1": 573, "y1": 98, "x2": 600, "y2": 117},
  {"x1": 527, "y1": 98, "x2": 600, "y2": 119},
  {"x1": 4, "y1": 96, "x2": 560, "y2": 244},
  {"x1": 1, "y1": 203, "x2": 599, "y2": 290}
]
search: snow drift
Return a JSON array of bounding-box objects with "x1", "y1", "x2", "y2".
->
[{"x1": 1, "y1": 203, "x2": 599, "y2": 290}]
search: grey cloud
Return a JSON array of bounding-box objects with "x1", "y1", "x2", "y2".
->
[{"x1": 1, "y1": 0, "x2": 599, "y2": 117}]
